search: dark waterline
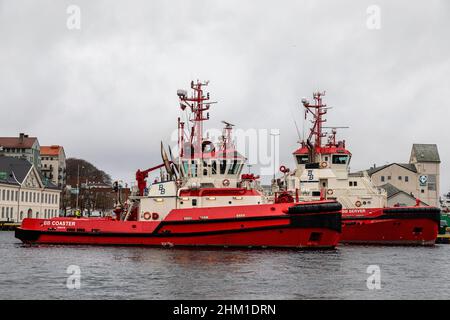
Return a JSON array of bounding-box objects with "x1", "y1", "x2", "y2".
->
[{"x1": 1, "y1": 231, "x2": 449, "y2": 299}]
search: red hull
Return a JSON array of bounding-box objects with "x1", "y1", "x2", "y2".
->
[
  {"x1": 15, "y1": 202, "x2": 342, "y2": 249},
  {"x1": 16, "y1": 226, "x2": 340, "y2": 248},
  {"x1": 341, "y1": 207, "x2": 440, "y2": 245}
]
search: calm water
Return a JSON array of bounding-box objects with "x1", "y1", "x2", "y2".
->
[{"x1": 1, "y1": 231, "x2": 449, "y2": 300}]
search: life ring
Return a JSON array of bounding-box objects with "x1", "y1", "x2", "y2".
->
[
  {"x1": 152, "y1": 212, "x2": 159, "y2": 220},
  {"x1": 279, "y1": 165, "x2": 289, "y2": 173},
  {"x1": 327, "y1": 189, "x2": 334, "y2": 195},
  {"x1": 143, "y1": 212, "x2": 151, "y2": 220},
  {"x1": 355, "y1": 200, "x2": 362, "y2": 207},
  {"x1": 222, "y1": 179, "x2": 230, "y2": 187},
  {"x1": 320, "y1": 161, "x2": 328, "y2": 168}
]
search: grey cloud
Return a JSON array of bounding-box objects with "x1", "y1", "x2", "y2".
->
[{"x1": 0, "y1": 0, "x2": 448, "y2": 192}]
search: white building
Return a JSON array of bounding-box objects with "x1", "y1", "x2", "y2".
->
[
  {"x1": 0, "y1": 156, "x2": 60, "y2": 223},
  {"x1": 40, "y1": 145, "x2": 66, "y2": 188}
]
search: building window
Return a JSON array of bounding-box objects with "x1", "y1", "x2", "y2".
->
[
  {"x1": 6, "y1": 207, "x2": 9, "y2": 219},
  {"x1": 25, "y1": 192, "x2": 28, "y2": 202},
  {"x1": 428, "y1": 175, "x2": 436, "y2": 191},
  {"x1": 398, "y1": 176, "x2": 402, "y2": 180},
  {"x1": 1, "y1": 207, "x2": 4, "y2": 218},
  {"x1": 1, "y1": 189, "x2": 4, "y2": 201},
  {"x1": 381, "y1": 176, "x2": 385, "y2": 182},
  {"x1": 388, "y1": 176, "x2": 391, "y2": 180},
  {"x1": 421, "y1": 189, "x2": 425, "y2": 193},
  {"x1": 21, "y1": 191, "x2": 24, "y2": 202},
  {"x1": 6, "y1": 190, "x2": 9, "y2": 201},
  {"x1": 10, "y1": 207, "x2": 13, "y2": 220},
  {"x1": 405, "y1": 176, "x2": 409, "y2": 182}
]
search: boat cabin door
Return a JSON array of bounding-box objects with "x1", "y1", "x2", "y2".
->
[{"x1": 319, "y1": 179, "x2": 328, "y2": 190}]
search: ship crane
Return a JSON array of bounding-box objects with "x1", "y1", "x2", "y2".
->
[
  {"x1": 135, "y1": 163, "x2": 166, "y2": 196},
  {"x1": 135, "y1": 142, "x2": 175, "y2": 196}
]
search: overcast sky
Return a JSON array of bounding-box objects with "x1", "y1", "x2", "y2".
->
[{"x1": 1, "y1": 0, "x2": 449, "y2": 193}]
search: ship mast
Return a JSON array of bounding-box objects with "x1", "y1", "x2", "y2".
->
[
  {"x1": 177, "y1": 80, "x2": 211, "y2": 158},
  {"x1": 301, "y1": 91, "x2": 327, "y2": 161}
]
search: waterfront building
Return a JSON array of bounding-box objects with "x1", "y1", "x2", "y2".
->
[
  {"x1": 40, "y1": 145, "x2": 66, "y2": 188},
  {"x1": 0, "y1": 133, "x2": 41, "y2": 169},
  {"x1": 365, "y1": 144, "x2": 440, "y2": 207},
  {"x1": 0, "y1": 157, "x2": 60, "y2": 223}
]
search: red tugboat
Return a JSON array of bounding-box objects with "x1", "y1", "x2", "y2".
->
[
  {"x1": 15, "y1": 81, "x2": 342, "y2": 248},
  {"x1": 275, "y1": 91, "x2": 440, "y2": 245}
]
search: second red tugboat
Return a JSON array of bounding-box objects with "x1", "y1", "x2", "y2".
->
[
  {"x1": 275, "y1": 91, "x2": 440, "y2": 245},
  {"x1": 16, "y1": 81, "x2": 342, "y2": 249}
]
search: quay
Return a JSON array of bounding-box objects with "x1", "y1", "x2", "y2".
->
[
  {"x1": 436, "y1": 234, "x2": 450, "y2": 244},
  {"x1": 0, "y1": 222, "x2": 20, "y2": 231}
]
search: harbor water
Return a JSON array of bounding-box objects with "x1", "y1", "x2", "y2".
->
[{"x1": 1, "y1": 231, "x2": 449, "y2": 300}]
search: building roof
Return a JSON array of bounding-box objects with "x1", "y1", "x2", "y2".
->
[
  {"x1": 348, "y1": 172, "x2": 364, "y2": 177},
  {"x1": 366, "y1": 163, "x2": 417, "y2": 176},
  {"x1": 0, "y1": 156, "x2": 59, "y2": 190},
  {"x1": 39, "y1": 173, "x2": 60, "y2": 190},
  {"x1": 411, "y1": 144, "x2": 440, "y2": 163},
  {"x1": 0, "y1": 134, "x2": 38, "y2": 149},
  {"x1": 41, "y1": 145, "x2": 63, "y2": 156},
  {"x1": 0, "y1": 156, "x2": 32, "y2": 185},
  {"x1": 379, "y1": 183, "x2": 429, "y2": 206},
  {"x1": 379, "y1": 183, "x2": 403, "y2": 198}
]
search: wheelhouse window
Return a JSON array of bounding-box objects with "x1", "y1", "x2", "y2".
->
[
  {"x1": 182, "y1": 161, "x2": 189, "y2": 176},
  {"x1": 219, "y1": 160, "x2": 227, "y2": 175},
  {"x1": 236, "y1": 163, "x2": 244, "y2": 175},
  {"x1": 332, "y1": 155, "x2": 348, "y2": 164},
  {"x1": 203, "y1": 161, "x2": 208, "y2": 176},
  {"x1": 228, "y1": 160, "x2": 240, "y2": 175},
  {"x1": 191, "y1": 160, "x2": 198, "y2": 177},
  {"x1": 296, "y1": 155, "x2": 309, "y2": 164}
]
